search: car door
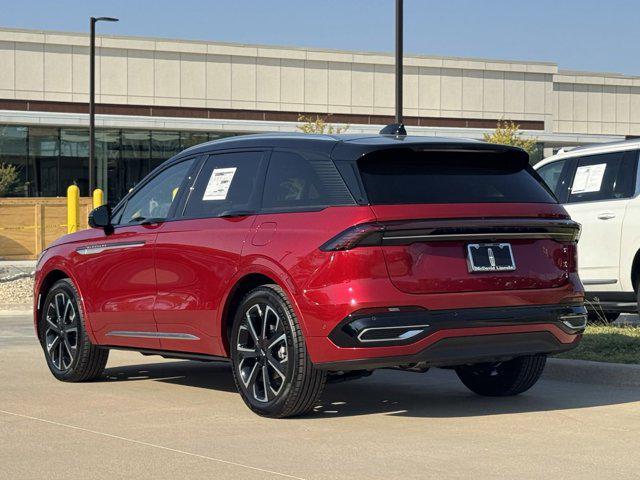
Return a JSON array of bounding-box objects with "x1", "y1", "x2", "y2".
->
[
  {"x1": 153, "y1": 150, "x2": 267, "y2": 355},
  {"x1": 80, "y1": 157, "x2": 196, "y2": 349},
  {"x1": 563, "y1": 150, "x2": 637, "y2": 291}
]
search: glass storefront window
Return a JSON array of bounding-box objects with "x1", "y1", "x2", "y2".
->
[
  {"x1": 180, "y1": 131, "x2": 209, "y2": 150},
  {"x1": 0, "y1": 125, "x2": 244, "y2": 201},
  {"x1": 29, "y1": 127, "x2": 60, "y2": 197},
  {"x1": 121, "y1": 130, "x2": 151, "y2": 198},
  {"x1": 96, "y1": 130, "x2": 121, "y2": 205},
  {"x1": 60, "y1": 129, "x2": 90, "y2": 196},
  {"x1": 151, "y1": 131, "x2": 180, "y2": 171},
  {"x1": 0, "y1": 126, "x2": 29, "y2": 196},
  {"x1": 209, "y1": 132, "x2": 236, "y2": 142}
]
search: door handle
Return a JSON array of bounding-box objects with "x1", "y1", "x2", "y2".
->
[{"x1": 597, "y1": 212, "x2": 616, "y2": 220}]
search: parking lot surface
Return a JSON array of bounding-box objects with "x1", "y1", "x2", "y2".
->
[{"x1": 1, "y1": 312, "x2": 640, "y2": 480}]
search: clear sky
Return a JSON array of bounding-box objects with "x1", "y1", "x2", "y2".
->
[{"x1": 3, "y1": 0, "x2": 640, "y2": 75}]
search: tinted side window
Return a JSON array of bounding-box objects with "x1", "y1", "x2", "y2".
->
[
  {"x1": 537, "y1": 159, "x2": 567, "y2": 199},
  {"x1": 568, "y1": 151, "x2": 637, "y2": 203},
  {"x1": 117, "y1": 158, "x2": 195, "y2": 225},
  {"x1": 262, "y1": 151, "x2": 355, "y2": 212},
  {"x1": 183, "y1": 151, "x2": 264, "y2": 218}
]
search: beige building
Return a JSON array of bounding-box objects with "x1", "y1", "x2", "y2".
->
[{"x1": 0, "y1": 27, "x2": 637, "y2": 200}]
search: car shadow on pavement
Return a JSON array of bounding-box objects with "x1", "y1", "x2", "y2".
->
[
  {"x1": 103, "y1": 360, "x2": 237, "y2": 393},
  {"x1": 310, "y1": 368, "x2": 640, "y2": 419},
  {"x1": 101, "y1": 359, "x2": 640, "y2": 419}
]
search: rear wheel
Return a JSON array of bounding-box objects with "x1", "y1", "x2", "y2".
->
[
  {"x1": 39, "y1": 279, "x2": 109, "y2": 382},
  {"x1": 455, "y1": 354, "x2": 546, "y2": 396},
  {"x1": 230, "y1": 284, "x2": 326, "y2": 418}
]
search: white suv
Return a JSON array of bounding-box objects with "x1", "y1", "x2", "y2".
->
[{"x1": 535, "y1": 140, "x2": 640, "y2": 322}]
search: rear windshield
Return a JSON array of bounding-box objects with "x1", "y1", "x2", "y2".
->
[{"x1": 358, "y1": 150, "x2": 556, "y2": 204}]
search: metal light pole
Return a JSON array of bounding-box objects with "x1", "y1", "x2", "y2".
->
[
  {"x1": 89, "y1": 16, "x2": 118, "y2": 195},
  {"x1": 395, "y1": 0, "x2": 403, "y2": 125}
]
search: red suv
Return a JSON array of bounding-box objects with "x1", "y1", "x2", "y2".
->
[{"x1": 34, "y1": 134, "x2": 586, "y2": 417}]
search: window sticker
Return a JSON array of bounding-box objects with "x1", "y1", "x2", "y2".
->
[
  {"x1": 572, "y1": 163, "x2": 607, "y2": 194},
  {"x1": 202, "y1": 167, "x2": 237, "y2": 200}
]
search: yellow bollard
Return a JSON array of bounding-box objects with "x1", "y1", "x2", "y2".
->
[
  {"x1": 92, "y1": 188, "x2": 104, "y2": 209},
  {"x1": 66, "y1": 185, "x2": 80, "y2": 234}
]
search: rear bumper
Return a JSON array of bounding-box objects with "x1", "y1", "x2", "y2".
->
[{"x1": 312, "y1": 304, "x2": 585, "y2": 370}]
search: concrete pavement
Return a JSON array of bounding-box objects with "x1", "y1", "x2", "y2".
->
[{"x1": 1, "y1": 312, "x2": 640, "y2": 480}]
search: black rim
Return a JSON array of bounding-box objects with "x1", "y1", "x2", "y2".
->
[
  {"x1": 44, "y1": 291, "x2": 79, "y2": 371},
  {"x1": 236, "y1": 303, "x2": 289, "y2": 403}
]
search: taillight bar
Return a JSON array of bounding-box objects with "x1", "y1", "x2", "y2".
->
[
  {"x1": 320, "y1": 218, "x2": 581, "y2": 251},
  {"x1": 319, "y1": 223, "x2": 385, "y2": 251}
]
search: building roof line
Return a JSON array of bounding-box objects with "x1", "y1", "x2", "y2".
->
[{"x1": 0, "y1": 26, "x2": 559, "y2": 68}]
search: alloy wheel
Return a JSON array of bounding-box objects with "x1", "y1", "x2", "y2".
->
[
  {"x1": 236, "y1": 303, "x2": 289, "y2": 403},
  {"x1": 44, "y1": 292, "x2": 79, "y2": 371}
]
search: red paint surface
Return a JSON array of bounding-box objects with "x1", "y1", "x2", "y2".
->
[{"x1": 34, "y1": 202, "x2": 583, "y2": 364}]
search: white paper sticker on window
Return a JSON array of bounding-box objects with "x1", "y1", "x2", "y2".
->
[
  {"x1": 571, "y1": 163, "x2": 607, "y2": 194},
  {"x1": 202, "y1": 167, "x2": 237, "y2": 200}
]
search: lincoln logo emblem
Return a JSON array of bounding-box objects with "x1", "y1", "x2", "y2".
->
[{"x1": 487, "y1": 247, "x2": 496, "y2": 268}]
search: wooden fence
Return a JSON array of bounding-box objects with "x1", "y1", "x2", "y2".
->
[{"x1": 0, "y1": 198, "x2": 93, "y2": 260}]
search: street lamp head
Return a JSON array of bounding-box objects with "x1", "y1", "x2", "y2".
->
[{"x1": 93, "y1": 17, "x2": 119, "y2": 23}]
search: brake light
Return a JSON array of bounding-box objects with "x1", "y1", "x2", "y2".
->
[{"x1": 319, "y1": 223, "x2": 385, "y2": 251}]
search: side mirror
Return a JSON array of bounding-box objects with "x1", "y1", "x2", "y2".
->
[{"x1": 88, "y1": 204, "x2": 113, "y2": 233}]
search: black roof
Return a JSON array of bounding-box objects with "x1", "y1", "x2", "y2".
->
[{"x1": 178, "y1": 133, "x2": 525, "y2": 161}]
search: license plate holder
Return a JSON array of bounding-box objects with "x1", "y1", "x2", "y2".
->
[{"x1": 467, "y1": 243, "x2": 516, "y2": 273}]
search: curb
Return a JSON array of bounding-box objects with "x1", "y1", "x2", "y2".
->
[{"x1": 545, "y1": 358, "x2": 640, "y2": 388}]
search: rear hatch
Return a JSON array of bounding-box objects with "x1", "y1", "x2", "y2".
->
[{"x1": 356, "y1": 146, "x2": 579, "y2": 294}]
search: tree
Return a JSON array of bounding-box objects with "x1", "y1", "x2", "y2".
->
[
  {"x1": 0, "y1": 162, "x2": 18, "y2": 197},
  {"x1": 297, "y1": 114, "x2": 348, "y2": 134},
  {"x1": 483, "y1": 120, "x2": 539, "y2": 161}
]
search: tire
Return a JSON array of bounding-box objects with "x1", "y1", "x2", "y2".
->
[
  {"x1": 39, "y1": 279, "x2": 109, "y2": 382},
  {"x1": 230, "y1": 284, "x2": 326, "y2": 418},
  {"x1": 455, "y1": 354, "x2": 546, "y2": 397}
]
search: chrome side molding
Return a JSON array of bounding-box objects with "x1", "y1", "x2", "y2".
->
[
  {"x1": 106, "y1": 331, "x2": 200, "y2": 341},
  {"x1": 76, "y1": 241, "x2": 145, "y2": 255}
]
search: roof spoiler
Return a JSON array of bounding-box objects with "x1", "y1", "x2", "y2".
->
[{"x1": 379, "y1": 123, "x2": 407, "y2": 136}]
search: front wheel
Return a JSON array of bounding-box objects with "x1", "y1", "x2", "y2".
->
[
  {"x1": 455, "y1": 354, "x2": 546, "y2": 396},
  {"x1": 230, "y1": 284, "x2": 326, "y2": 418},
  {"x1": 39, "y1": 279, "x2": 109, "y2": 382}
]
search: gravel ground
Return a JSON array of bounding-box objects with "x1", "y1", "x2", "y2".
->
[{"x1": 0, "y1": 277, "x2": 34, "y2": 307}]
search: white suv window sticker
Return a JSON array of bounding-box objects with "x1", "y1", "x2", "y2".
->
[
  {"x1": 202, "y1": 167, "x2": 237, "y2": 200},
  {"x1": 571, "y1": 163, "x2": 607, "y2": 194}
]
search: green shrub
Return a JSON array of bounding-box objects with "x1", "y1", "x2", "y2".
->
[{"x1": 0, "y1": 163, "x2": 18, "y2": 197}]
